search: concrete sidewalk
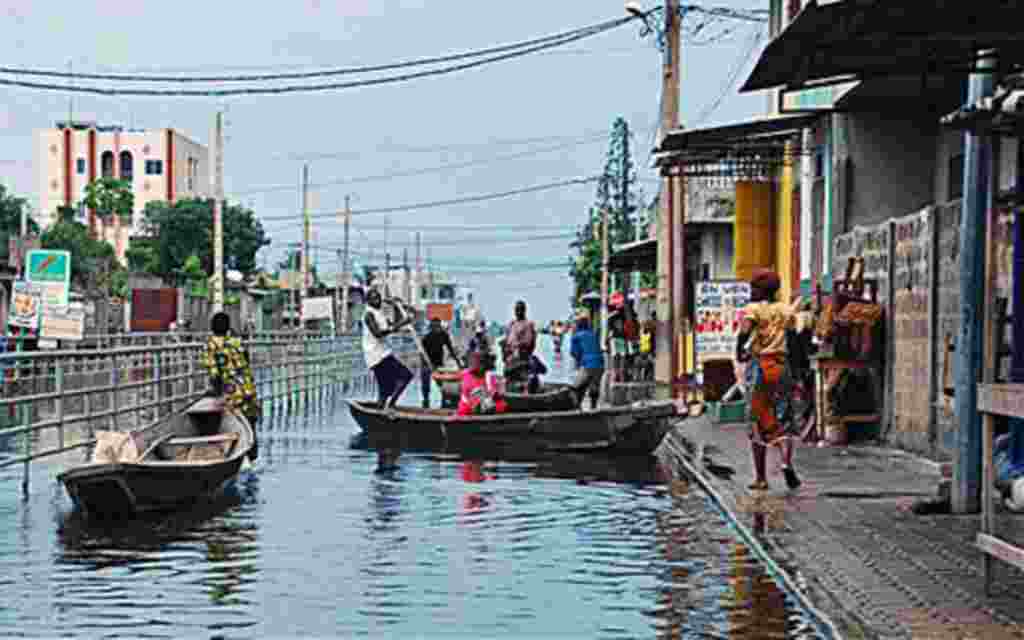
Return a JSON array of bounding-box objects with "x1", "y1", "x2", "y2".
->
[{"x1": 657, "y1": 414, "x2": 1024, "y2": 639}]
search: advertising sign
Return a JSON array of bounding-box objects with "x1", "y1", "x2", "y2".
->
[
  {"x1": 694, "y1": 280, "x2": 751, "y2": 364},
  {"x1": 302, "y1": 296, "x2": 334, "y2": 321},
  {"x1": 25, "y1": 249, "x2": 71, "y2": 307},
  {"x1": 8, "y1": 280, "x2": 42, "y2": 331},
  {"x1": 426, "y1": 303, "x2": 454, "y2": 322},
  {"x1": 41, "y1": 303, "x2": 85, "y2": 341}
]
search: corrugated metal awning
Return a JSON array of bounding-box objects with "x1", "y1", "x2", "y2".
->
[{"x1": 741, "y1": 0, "x2": 1024, "y2": 94}]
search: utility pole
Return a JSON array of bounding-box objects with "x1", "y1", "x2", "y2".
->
[
  {"x1": 340, "y1": 195, "x2": 351, "y2": 333},
  {"x1": 403, "y1": 247, "x2": 410, "y2": 305},
  {"x1": 212, "y1": 110, "x2": 225, "y2": 312},
  {"x1": 415, "y1": 231, "x2": 422, "y2": 307},
  {"x1": 300, "y1": 163, "x2": 310, "y2": 329},
  {"x1": 601, "y1": 207, "x2": 610, "y2": 351},
  {"x1": 385, "y1": 252, "x2": 391, "y2": 297},
  {"x1": 655, "y1": 0, "x2": 682, "y2": 401},
  {"x1": 953, "y1": 50, "x2": 998, "y2": 514}
]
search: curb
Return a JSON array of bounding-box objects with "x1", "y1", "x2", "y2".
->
[{"x1": 657, "y1": 429, "x2": 846, "y2": 640}]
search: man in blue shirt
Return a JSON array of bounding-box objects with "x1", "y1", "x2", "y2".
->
[{"x1": 570, "y1": 313, "x2": 605, "y2": 410}]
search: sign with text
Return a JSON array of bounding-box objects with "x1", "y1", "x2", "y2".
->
[
  {"x1": 302, "y1": 296, "x2": 334, "y2": 321},
  {"x1": 41, "y1": 303, "x2": 85, "y2": 341},
  {"x1": 8, "y1": 280, "x2": 42, "y2": 331},
  {"x1": 25, "y1": 249, "x2": 71, "y2": 307},
  {"x1": 694, "y1": 280, "x2": 751, "y2": 364}
]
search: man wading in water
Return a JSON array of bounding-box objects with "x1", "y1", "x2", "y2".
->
[
  {"x1": 736, "y1": 269, "x2": 801, "y2": 491},
  {"x1": 363, "y1": 289, "x2": 415, "y2": 408},
  {"x1": 201, "y1": 311, "x2": 261, "y2": 462}
]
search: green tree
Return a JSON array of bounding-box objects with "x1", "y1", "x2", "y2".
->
[
  {"x1": 139, "y1": 198, "x2": 270, "y2": 280},
  {"x1": 0, "y1": 185, "x2": 39, "y2": 236},
  {"x1": 83, "y1": 177, "x2": 133, "y2": 224},
  {"x1": 40, "y1": 209, "x2": 120, "y2": 294},
  {"x1": 125, "y1": 238, "x2": 160, "y2": 274},
  {"x1": 570, "y1": 117, "x2": 649, "y2": 299}
]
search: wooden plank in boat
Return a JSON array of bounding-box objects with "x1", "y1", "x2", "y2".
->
[{"x1": 165, "y1": 433, "x2": 240, "y2": 446}]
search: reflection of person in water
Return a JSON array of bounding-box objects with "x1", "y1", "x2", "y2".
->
[{"x1": 460, "y1": 460, "x2": 495, "y2": 514}]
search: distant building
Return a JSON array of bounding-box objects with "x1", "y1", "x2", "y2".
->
[{"x1": 34, "y1": 120, "x2": 210, "y2": 260}]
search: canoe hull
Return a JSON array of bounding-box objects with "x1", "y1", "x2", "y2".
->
[
  {"x1": 58, "y1": 398, "x2": 254, "y2": 519},
  {"x1": 348, "y1": 400, "x2": 676, "y2": 457}
]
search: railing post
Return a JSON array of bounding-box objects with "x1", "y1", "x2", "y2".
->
[
  {"x1": 154, "y1": 349, "x2": 162, "y2": 423},
  {"x1": 55, "y1": 357, "x2": 65, "y2": 451},
  {"x1": 110, "y1": 353, "x2": 119, "y2": 432}
]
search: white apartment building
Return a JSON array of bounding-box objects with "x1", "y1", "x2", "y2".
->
[{"x1": 35, "y1": 121, "x2": 210, "y2": 260}]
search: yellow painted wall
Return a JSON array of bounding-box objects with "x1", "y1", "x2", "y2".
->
[
  {"x1": 775, "y1": 159, "x2": 795, "y2": 303},
  {"x1": 734, "y1": 181, "x2": 775, "y2": 281}
]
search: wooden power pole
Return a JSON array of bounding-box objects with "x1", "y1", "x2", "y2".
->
[
  {"x1": 212, "y1": 111, "x2": 225, "y2": 312},
  {"x1": 655, "y1": 0, "x2": 682, "y2": 400}
]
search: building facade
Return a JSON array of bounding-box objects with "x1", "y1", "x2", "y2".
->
[{"x1": 34, "y1": 121, "x2": 210, "y2": 260}]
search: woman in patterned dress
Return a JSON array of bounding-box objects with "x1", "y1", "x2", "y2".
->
[{"x1": 201, "y1": 312, "x2": 262, "y2": 462}]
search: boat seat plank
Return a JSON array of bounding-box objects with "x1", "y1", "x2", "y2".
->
[{"x1": 165, "y1": 433, "x2": 240, "y2": 446}]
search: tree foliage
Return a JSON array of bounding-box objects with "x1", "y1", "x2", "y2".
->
[
  {"x1": 40, "y1": 208, "x2": 122, "y2": 295},
  {"x1": 138, "y1": 198, "x2": 270, "y2": 280},
  {"x1": 83, "y1": 178, "x2": 133, "y2": 223},
  {"x1": 569, "y1": 117, "x2": 649, "y2": 299},
  {"x1": 0, "y1": 184, "x2": 39, "y2": 236}
]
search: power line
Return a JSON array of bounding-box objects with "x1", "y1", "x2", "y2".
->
[
  {"x1": 0, "y1": 18, "x2": 632, "y2": 97},
  {"x1": 692, "y1": 24, "x2": 764, "y2": 127},
  {"x1": 274, "y1": 232, "x2": 576, "y2": 249},
  {"x1": 240, "y1": 134, "x2": 608, "y2": 195},
  {"x1": 3, "y1": 16, "x2": 634, "y2": 83},
  {"x1": 257, "y1": 177, "x2": 597, "y2": 222}
]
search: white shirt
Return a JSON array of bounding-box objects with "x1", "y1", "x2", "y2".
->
[{"x1": 363, "y1": 306, "x2": 393, "y2": 368}]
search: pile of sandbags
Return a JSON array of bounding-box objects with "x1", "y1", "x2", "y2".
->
[{"x1": 90, "y1": 431, "x2": 140, "y2": 464}]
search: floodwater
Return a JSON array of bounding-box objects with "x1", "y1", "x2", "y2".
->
[{"x1": 0, "y1": 339, "x2": 828, "y2": 639}]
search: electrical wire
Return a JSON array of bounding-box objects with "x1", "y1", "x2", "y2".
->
[
  {"x1": 240, "y1": 134, "x2": 608, "y2": 195},
  {"x1": 691, "y1": 24, "x2": 764, "y2": 127},
  {"x1": 2, "y1": 16, "x2": 635, "y2": 83},
  {"x1": 256, "y1": 177, "x2": 597, "y2": 221},
  {"x1": 0, "y1": 18, "x2": 632, "y2": 97},
  {"x1": 273, "y1": 232, "x2": 576, "y2": 250}
]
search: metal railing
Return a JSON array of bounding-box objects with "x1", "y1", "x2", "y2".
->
[{"x1": 0, "y1": 332, "x2": 420, "y2": 494}]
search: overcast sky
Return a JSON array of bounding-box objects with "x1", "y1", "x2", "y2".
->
[{"x1": 0, "y1": 0, "x2": 767, "y2": 324}]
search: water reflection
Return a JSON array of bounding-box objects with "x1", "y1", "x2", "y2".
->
[
  {"x1": 49, "y1": 475, "x2": 262, "y2": 636},
  {"x1": 2, "y1": 371, "x2": 827, "y2": 639}
]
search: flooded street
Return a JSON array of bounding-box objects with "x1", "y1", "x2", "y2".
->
[{"x1": 0, "y1": 347, "x2": 828, "y2": 639}]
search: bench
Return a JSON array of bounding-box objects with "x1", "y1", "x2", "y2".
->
[{"x1": 164, "y1": 433, "x2": 240, "y2": 446}]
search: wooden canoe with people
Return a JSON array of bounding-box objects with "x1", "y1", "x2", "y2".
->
[
  {"x1": 347, "y1": 399, "x2": 677, "y2": 456},
  {"x1": 57, "y1": 397, "x2": 255, "y2": 519},
  {"x1": 434, "y1": 370, "x2": 578, "y2": 413}
]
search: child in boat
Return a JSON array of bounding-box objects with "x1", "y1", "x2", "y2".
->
[{"x1": 457, "y1": 351, "x2": 509, "y2": 417}]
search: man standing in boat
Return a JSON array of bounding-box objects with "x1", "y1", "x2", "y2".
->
[
  {"x1": 420, "y1": 317, "x2": 462, "y2": 408},
  {"x1": 502, "y1": 300, "x2": 537, "y2": 393},
  {"x1": 201, "y1": 311, "x2": 262, "y2": 462},
  {"x1": 364, "y1": 289, "x2": 415, "y2": 408}
]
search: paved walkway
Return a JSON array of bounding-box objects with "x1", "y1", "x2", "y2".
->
[{"x1": 658, "y1": 414, "x2": 1024, "y2": 639}]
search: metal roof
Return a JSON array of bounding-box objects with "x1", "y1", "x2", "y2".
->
[{"x1": 741, "y1": 0, "x2": 1024, "y2": 94}]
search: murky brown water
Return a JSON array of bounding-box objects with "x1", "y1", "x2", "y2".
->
[{"x1": 0, "y1": 348, "x2": 829, "y2": 638}]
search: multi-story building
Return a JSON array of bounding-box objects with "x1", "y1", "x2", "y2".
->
[{"x1": 34, "y1": 120, "x2": 210, "y2": 260}]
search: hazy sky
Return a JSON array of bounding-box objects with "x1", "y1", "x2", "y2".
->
[{"x1": 0, "y1": 0, "x2": 767, "y2": 323}]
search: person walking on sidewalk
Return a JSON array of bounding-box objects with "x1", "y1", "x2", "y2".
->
[{"x1": 736, "y1": 269, "x2": 801, "y2": 490}]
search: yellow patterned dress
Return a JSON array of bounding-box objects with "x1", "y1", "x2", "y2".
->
[{"x1": 200, "y1": 335, "x2": 262, "y2": 424}]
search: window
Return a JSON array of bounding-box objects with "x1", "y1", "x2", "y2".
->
[
  {"x1": 187, "y1": 157, "x2": 194, "y2": 191},
  {"x1": 145, "y1": 159, "x2": 163, "y2": 175},
  {"x1": 100, "y1": 151, "x2": 114, "y2": 178},
  {"x1": 119, "y1": 150, "x2": 133, "y2": 181},
  {"x1": 76, "y1": 158, "x2": 86, "y2": 174},
  {"x1": 948, "y1": 153, "x2": 965, "y2": 201}
]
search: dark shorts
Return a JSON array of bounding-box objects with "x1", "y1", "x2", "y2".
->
[
  {"x1": 573, "y1": 368, "x2": 604, "y2": 399},
  {"x1": 372, "y1": 354, "x2": 413, "y2": 399}
]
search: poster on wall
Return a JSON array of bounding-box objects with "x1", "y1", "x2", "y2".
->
[
  {"x1": 694, "y1": 280, "x2": 751, "y2": 364},
  {"x1": 25, "y1": 249, "x2": 71, "y2": 308},
  {"x1": 891, "y1": 207, "x2": 932, "y2": 440},
  {"x1": 8, "y1": 280, "x2": 42, "y2": 331}
]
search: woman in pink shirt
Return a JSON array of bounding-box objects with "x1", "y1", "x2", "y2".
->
[{"x1": 457, "y1": 351, "x2": 509, "y2": 417}]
